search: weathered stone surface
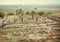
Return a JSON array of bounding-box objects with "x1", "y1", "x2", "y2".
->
[{"x1": 0, "y1": 14, "x2": 59, "y2": 42}]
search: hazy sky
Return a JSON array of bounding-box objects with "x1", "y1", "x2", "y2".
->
[{"x1": 0, "y1": 0, "x2": 60, "y2": 5}]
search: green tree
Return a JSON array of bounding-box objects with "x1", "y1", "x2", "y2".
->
[
  {"x1": 34, "y1": 7, "x2": 37, "y2": 10},
  {"x1": 30, "y1": 11, "x2": 35, "y2": 19},
  {"x1": 34, "y1": 8, "x2": 38, "y2": 23},
  {"x1": 36, "y1": 13, "x2": 38, "y2": 23},
  {"x1": 0, "y1": 12, "x2": 4, "y2": 18},
  {"x1": 16, "y1": 10, "x2": 19, "y2": 15},
  {"x1": 26, "y1": 11, "x2": 29, "y2": 15},
  {"x1": 0, "y1": 12, "x2": 5, "y2": 29},
  {"x1": 19, "y1": 9, "x2": 24, "y2": 22},
  {"x1": 38, "y1": 11, "x2": 45, "y2": 16}
]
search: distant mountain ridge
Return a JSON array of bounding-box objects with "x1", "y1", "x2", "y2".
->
[{"x1": 0, "y1": 4, "x2": 60, "y2": 8}]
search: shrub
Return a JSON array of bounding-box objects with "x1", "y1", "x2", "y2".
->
[
  {"x1": 7, "y1": 13, "x2": 14, "y2": 16},
  {"x1": 38, "y1": 11, "x2": 45, "y2": 16},
  {"x1": 47, "y1": 12, "x2": 52, "y2": 15},
  {"x1": 26, "y1": 11, "x2": 29, "y2": 15},
  {"x1": 0, "y1": 12, "x2": 4, "y2": 18}
]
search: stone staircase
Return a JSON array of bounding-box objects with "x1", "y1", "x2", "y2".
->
[{"x1": 47, "y1": 13, "x2": 60, "y2": 42}]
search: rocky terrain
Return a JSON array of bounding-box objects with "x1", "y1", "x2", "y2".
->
[
  {"x1": 47, "y1": 13, "x2": 60, "y2": 42},
  {"x1": 0, "y1": 13, "x2": 60, "y2": 42}
]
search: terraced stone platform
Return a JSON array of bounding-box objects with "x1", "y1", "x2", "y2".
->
[{"x1": 0, "y1": 15, "x2": 59, "y2": 42}]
